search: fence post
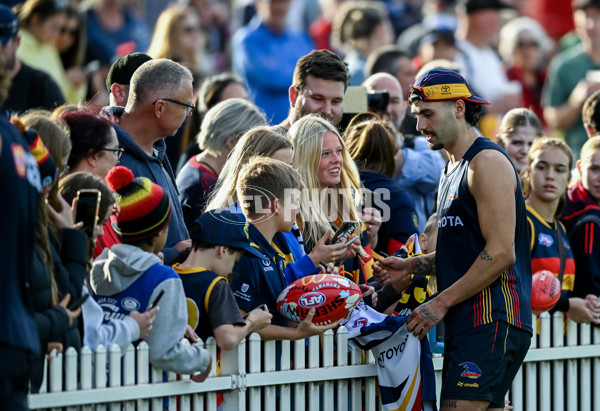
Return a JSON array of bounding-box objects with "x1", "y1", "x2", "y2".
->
[
  {"x1": 204, "y1": 338, "x2": 217, "y2": 411},
  {"x1": 80, "y1": 346, "x2": 93, "y2": 411},
  {"x1": 247, "y1": 333, "x2": 262, "y2": 409},
  {"x1": 221, "y1": 337, "x2": 246, "y2": 411},
  {"x1": 594, "y1": 326, "x2": 600, "y2": 411},
  {"x1": 307, "y1": 335, "x2": 320, "y2": 411},
  {"x1": 551, "y1": 312, "x2": 565, "y2": 411},
  {"x1": 322, "y1": 329, "x2": 334, "y2": 409},
  {"x1": 279, "y1": 339, "x2": 291, "y2": 411},
  {"x1": 263, "y1": 339, "x2": 277, "y2": 409},
  {"x1": 136, "y1": 342, "x2": 150, "y2": 410},
  {"x1": 122, "y1": 344, "x2": 136, "y2": 411},
  {"x1": 293, "y1": 338, "x2": 306, "y2": 411},
  {"x1": 525, "y1": 314, "x2": 538, "y2": 411},
  {"x1": 580, "y1": 323, "x2": 592, "y2": 411},
  {"x1": 350, "y1": 344, "x2": 363, "y2": 409},
  {"x1": 539, "y1": 312, "x2": 551, "y2": 411},
  {"x1": 566, "y1": 320, "x2": 578, "y2": 410},
  {"x1": 336, "y1": 328, "x2": 349, "y2": 411}
]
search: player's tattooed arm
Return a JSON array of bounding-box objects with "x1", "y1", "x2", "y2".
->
[
  {"x1": 479, "y1": 248, "x2": 492, "y2": 261},
  {"x1": 420, "y1": 302, "x2": 438, "y2": 323},
  {"x1": 413, "y1": 254, "x2": 436, "y2": 276}
]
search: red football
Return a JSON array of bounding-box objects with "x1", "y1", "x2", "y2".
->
[
  {"x1": 277, "y1": 274, "x2": 362, "y2": 326},
  {"x1": 531, "y1": 270, "x2": 561, "y2": 314}
]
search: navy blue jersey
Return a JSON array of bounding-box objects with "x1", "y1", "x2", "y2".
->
[
  {"x1": 436, "y1": 138, "x2": 532, "y2": 338},
  {"x1": 230, "y1": 223, "x2": 288, "y2": 326},
  {"x1": 527, "y1": 205, "x2": 575, "y2": 293},
  {"x1": 173, "y1": 265, "x2": 245, "y2": 342}
]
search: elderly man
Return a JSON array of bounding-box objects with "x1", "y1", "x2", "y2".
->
[{"x1": 115, "y1": 58, "x2": 193, "y2": 263}]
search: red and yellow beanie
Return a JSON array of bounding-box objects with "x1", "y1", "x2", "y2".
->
[{"x1": 106, "y1": 166, "x2": 172, "y2": 242}]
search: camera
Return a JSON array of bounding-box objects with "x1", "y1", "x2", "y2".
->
[{"x1": 367, "y1": 90, "x2": 390, "y2": 113}]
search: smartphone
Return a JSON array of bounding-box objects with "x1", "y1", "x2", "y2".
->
[
  {"x1": 148, "y1": 290, "x2": 165, "y2": 310},
  {"x1": 68, "y1": 294, "x2": 90, "y2": 310},
  {"x1": 243, "y1": 304, "x2": 268, "y2": 319},
  {"x1": 75, "y1": 189, "x2": 101, "y2": 238},
  {"x1": 83, "y1": 60, "x2": 100, "y2": 75},
  {"x1": 344, "y1": 235, "x2": 361, "y2": 248},
  {"x1": 329, "y1": 221, "x2": 359, "y2": 245}
]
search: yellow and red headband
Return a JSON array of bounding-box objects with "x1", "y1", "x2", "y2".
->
[{"x1": 409, "y1": 69, "x2": 490, "y2": 105}]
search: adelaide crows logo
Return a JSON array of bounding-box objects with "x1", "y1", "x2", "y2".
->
[{"x1": 459, "y1": 362, "x2": 482, "y2": 379}]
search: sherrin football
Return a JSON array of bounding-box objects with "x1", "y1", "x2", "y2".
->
[
  {"x1": 531, "y1": 270, "x2": 561, "y2": 314},
  {"x1": 277, "y1": 274, "x2": 362, "y2": 326}
]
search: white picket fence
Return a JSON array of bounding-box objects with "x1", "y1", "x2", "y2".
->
[{"x1": 28, "y1": 312, "x2": 600, "y2": 411}]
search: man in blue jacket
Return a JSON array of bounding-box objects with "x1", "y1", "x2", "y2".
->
[{"x1": 115, "y1": 58, "x2": 192, "y2": 264}]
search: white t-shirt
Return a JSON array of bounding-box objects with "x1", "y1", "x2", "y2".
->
[{"x1": 455, "y1": 39, "x2": 517, "y2": 103}]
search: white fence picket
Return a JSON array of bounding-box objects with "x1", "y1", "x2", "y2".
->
[
  {"x1": 27, "y1": 321, "x2": 600, "y2": 411},
  {"x1": 293, "y1": 338, "x2": 306, "y2": 411},
  {"x1": 336, "y1": 327, "x2": 349, "y2": 411},
  {"x1": 247, "y1": 332, "x2": 261, "y2": 410},
  {"x1": 279, "y1": 339, "x2": 291, "y2": 411}
]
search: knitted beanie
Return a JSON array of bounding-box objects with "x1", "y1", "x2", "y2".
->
[
  {"x1": 24, "y1": 129, "x2": 57, "y2": 194},
  {"x1": 105, "y1": 166, "x2": 172, "y2": 242}
]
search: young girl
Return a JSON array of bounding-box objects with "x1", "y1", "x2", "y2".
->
[
  {"x1": 496, "y1": 108, "x2": 543, "y2": 173},
  {"x1": 289, "y1": 114, "x2": 375, "y2": 285},
  {"x1": 562, "y1": 137, "x2": 600, "y2": 313},
  {"x1": 522, "y1": 137, "x2": 599, "y2": 323}
]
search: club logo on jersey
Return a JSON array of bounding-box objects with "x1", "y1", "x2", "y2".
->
[
  {"x1": 353, "y1": 317, "x2": 368, "y2": 328},
  {"x1": 12, "y1": 144, "x2": 27, "y2": 177},
  {"x1": 241, "y1": 283, "x2": 250, "y2": 293},
  {"x1": 448, "y1": 185, "x2": 458, "y2": 200},
  {"x1": 121, "y1": 297, "x2": 141, "y2": 311},
  {"x1": 459, "y1": 362, "x2": 482, "y2": 379},
  {"x1": 298, "y1": 292, "x2": 326, "y2": 308},
  {"x1": 538, "y1": 233, "x2": 554, "y2": 247}
]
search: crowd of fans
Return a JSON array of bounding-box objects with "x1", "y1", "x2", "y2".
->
[{"x1": 2, "y1": 0, "x2": 600, "y2": 408}]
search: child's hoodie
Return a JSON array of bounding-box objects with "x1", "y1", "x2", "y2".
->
[{"x1": 90, "y1": 244, "x2": 210, "y2": 374}]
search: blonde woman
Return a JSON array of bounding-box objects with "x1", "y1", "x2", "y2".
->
[
  {"x1": 206, "y1": 125, "x2": 349, "y2": 284},
  {"x1": 147, "y1": 5, "x2": 207, "y2": 75},
  {"x1": 289, "y1": 114, "x2": 378, "y2": 285}
]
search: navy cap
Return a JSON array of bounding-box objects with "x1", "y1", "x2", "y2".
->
[
  {"x1": 419, "y1": 29, "x2": 456, "y2": 48},
  {"x1": 0, "y1": 5, "x2": 18, "y2": 47},
  {"x1": 409, "y1": 68, "x2": 490, "y2": 105},
  {"x1": 191, "y1": 209, "x2": 264, "y2": 258}
]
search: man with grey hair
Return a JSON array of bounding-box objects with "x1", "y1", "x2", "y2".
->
[{"x1": 116, "y1": 58, "x2": 194, "y2": 263}]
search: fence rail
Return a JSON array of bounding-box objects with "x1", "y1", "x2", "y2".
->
[{"x1": 28, "y1": 313, "x2": 600, "y2": 410}]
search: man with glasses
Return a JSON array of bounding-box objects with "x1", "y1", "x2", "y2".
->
[{"x1": 115, "y1": 58, "x2": 193, "y2": 264}]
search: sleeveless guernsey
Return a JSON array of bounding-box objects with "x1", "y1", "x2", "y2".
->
[{"x1": 436, "y1": 137, "x2": 533, "y2": 338}]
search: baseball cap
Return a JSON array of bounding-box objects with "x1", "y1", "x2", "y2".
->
[
  {"x1": 573, "y1": 0, "x2": 600, "y2": 9},
  {"x1": 459, "y1": 0, "x2": 512, "y2": 13},
  {"x1": 0, "y1": 5, "x2": 18, "y2": 47},
  {"x1": 191, "y1": 209, "x2": 264, "y2": 258},
  {"x1": 419, "y1": 29, "x2": 456, "y2": 49},
  {"x1": 409, "y1": 68, "x2": 490, "y2": 105},
  {"x1": 105, "y1": 52, "x2": 152, "y2": 92}
]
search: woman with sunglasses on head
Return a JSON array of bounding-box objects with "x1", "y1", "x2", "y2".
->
[{"x1": 60, "y1": 109, "x2": 122, "y2": 258}]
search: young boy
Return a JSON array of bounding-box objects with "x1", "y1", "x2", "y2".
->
[
  {"x1": 229, "y1": 157, "x2": 339, "y2": 340},
  {"x1": 90, "y1": 166, "x2": 211, "y2": 382},
  {"x1": 172, "y1": 209, "x2": 273, "y2": 350}
]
